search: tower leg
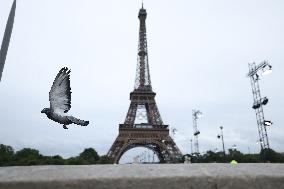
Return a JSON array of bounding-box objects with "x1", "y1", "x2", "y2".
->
[{"x1": 107, "y1": 130, "x2": 182, "y2": 164}]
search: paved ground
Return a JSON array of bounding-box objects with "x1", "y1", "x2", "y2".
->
[{"x1": 0, "y1": 164, "x2": 284, "y2": 189}]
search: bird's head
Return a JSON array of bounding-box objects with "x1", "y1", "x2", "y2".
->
[{"x1": 41, "y1": 108, "x2": 50, "y2": 114}]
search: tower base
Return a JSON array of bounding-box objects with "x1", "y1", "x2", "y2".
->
[{"x1": 107, "y1": 125, "x2": 183, "y2": 163}]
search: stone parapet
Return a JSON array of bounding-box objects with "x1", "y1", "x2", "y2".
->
[{"x1": 0, "y1": 164, "x2": 284, "y2": 189}]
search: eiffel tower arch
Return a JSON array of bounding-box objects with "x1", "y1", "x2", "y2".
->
[{"x1": 107, "y1": 5, "x2": 182, "y2": 163}]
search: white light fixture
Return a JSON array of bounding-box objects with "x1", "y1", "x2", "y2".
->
[
  {"x1": 264, "y1": 120, "x2": 273, "y2": 126},
  {"x1": 261, "y1": 97, "x2": 269, "y2": 105},
  {"x1": 172, "y1": 128, "x2": 177, "y2": 135},
  {"x1": 197, "y1": 112, "x2": 202, "y2": 118},
  {"x1": 262, "y1": 65, "x2": 272, "y2": 75}
]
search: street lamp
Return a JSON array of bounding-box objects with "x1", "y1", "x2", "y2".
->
[
  {"x1": 172, "y1": 128, "x2": 177, "y2": 139},
  {"x1": 248, "y1": 147, "x2": 251, "y2": 154},
  {"x1": 247, "y1": 61, "x2": 273, "y2": 150},
  {"x1": 217, "y1": 126, "x2": 226, "y2": 156},
  {"x1": 262, "y1": 64, "x2": 272, "y2": 75},
  {"x1": 152, "y1": 151, "x2": 156, "y2": 163},
  {"x1": 214, "y1": 148, "x2": 219, "y2": 153},
  {"x1": 192, "y1": 109, "x2": 202, "y2": 155},
  {"x1": 190, "y1": 139, "x2": 193, "y2": 155},
  {"x1": 264, "y1": 120, "x2": 273, "y2": 126}
]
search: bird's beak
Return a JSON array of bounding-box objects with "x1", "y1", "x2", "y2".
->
[{"x1": 41, "y1": 110, "x2": 44, "y2": 113}]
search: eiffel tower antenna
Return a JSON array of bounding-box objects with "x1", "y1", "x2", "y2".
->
[
  {"x1": 107, "y1": 6, "x2": 182, "y2": 164},
  {"x1": 0, "y1": 0, "x2": 16, "y2": 82},
  {"x1": 134, "y1": 1, "x2": 151, "y2": 91}
]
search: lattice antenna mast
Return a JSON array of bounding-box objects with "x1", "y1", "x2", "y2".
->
[
  {"x1": 134, "y1": 6, "x2": 152, "y2": 91},
  {"x1": 247, "y1": 61, "x2": 272, "y2": 150},
  {"x1": 192, "y1": 109, "x2": 202, "y2": 155}
]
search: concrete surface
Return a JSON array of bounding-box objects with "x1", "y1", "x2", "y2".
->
[{"x1": 0, "y1": 164, "x2": 284, "y2": 189}]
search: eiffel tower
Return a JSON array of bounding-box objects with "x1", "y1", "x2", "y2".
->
[{"x1": 107, "y1": 5, "x2": 182, "y2": 163}]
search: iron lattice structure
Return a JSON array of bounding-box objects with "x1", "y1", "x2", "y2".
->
[
  {"x1": 107, "y1": 6, "x2": 182, "y2": 163},
  {"x1": 192, "y1": 109, "x2": 201, "y2": 155},
  {"x1": 247, "y1": 62, "x2": 270, "y2": 149},
  {"x1": 134, "y1": 7, "x2": 151, "y2": 91}
]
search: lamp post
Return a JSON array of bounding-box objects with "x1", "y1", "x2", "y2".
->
[
  {"x1": 172, "y1": 128, "x2": 177, "y2": 140},
  {"x1": 217, "y1": 126, "x2": 226, "y2": 156},
  {"x1": 192, "y1": 109, "x2": 202, "y2": 155},
  {"x1": 190, "y1": 139, "x2": 193, "y2": 155},
  {"x1": 247, "y1": 61, "x2": 272, "y2": 150}
]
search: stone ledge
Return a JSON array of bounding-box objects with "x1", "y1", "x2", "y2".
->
[{"x1": 0, "y1": 164, "x2": 284, "y2": 189}]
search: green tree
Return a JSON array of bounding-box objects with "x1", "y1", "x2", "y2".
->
[
  {"x1": 79, "y1": 148, "x2": 100, "y2": 164},
  {"x1": 42, "y1": 155, "x2": 65, "y2": 165},
  {"x1": 0, "y1": 144, "x2": 14, "y2": 166},
  {"x1": 13, "y1": 148, "x2": 41, "y2": 165},
  {"x1": 51, "y1": 155, "x2": 65, "y2": 165},
  {"x1": 260, "y1": 148, "x2": 284, "y2": 163},
  {"x1": 66, "y1": 157, "x2": 87, "y2": 165},
  {"x1": 228, "y1": 149, "x2": 244, "y2": 162},
  {"x1": 97, "y1": 155, "x2": 112, "y2": 164},
  {"x1": 201, "y1": 151, "x2": 225, "y2": 163},
  {"x1": 243, "y1": 154, "x2": 261, "y2": 163}
]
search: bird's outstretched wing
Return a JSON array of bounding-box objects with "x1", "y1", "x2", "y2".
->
[{"x1": 49, "y1": 67, "x2": 71, "y2": 113}]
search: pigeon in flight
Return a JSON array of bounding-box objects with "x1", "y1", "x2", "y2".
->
[{"x1": 41, "y1": 67, "x2": 89, "y2": 129}]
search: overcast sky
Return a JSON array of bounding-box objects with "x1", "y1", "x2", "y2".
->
[{"x1": 0, "y1": 0, "x2": 284, "y2": 162}]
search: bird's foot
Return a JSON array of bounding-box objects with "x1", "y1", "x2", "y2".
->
[{"x1": 63, "y1": 125, "x2": 68, "y2": 129}]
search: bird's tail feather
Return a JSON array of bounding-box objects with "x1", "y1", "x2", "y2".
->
[{"x1": 67, "y1": 116, "x2": 89, "y2": 126}]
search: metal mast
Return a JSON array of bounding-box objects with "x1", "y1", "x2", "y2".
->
[
  {"x1": 247, "y1": 61, "x2": 272, "y2": 150},
  {"x1": 192, "y1": 109, "x2": 202, "y2": 155},
  {"x1": 217, "y1": 126, "x2": 226, "y2": 156},
  {"x1": 190, "y1": 139, "x2": 193, "y2": 155}
]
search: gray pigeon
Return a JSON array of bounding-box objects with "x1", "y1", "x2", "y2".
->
[{"x1": 41, "y1": 67, "x2": 89, "y2": 129}]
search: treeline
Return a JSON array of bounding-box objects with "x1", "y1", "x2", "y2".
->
[
  {"x1": 188, "y1": 148, "x2": 284, "y2": 163},
  {"x1": 2, "y1": 144, "x2": 284, "y2": 166},
  {"x1": 0, "y1": 144, "x2": 112, "y2": 166}
]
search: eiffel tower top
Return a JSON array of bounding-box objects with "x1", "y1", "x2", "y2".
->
[{"x1": 134, "y1": 5, "x2": 152, "y2": 92}]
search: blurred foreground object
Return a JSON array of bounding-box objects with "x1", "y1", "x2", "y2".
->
[{"x1": 0, "y1": 0, "x2": 16, "y2": 82}]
